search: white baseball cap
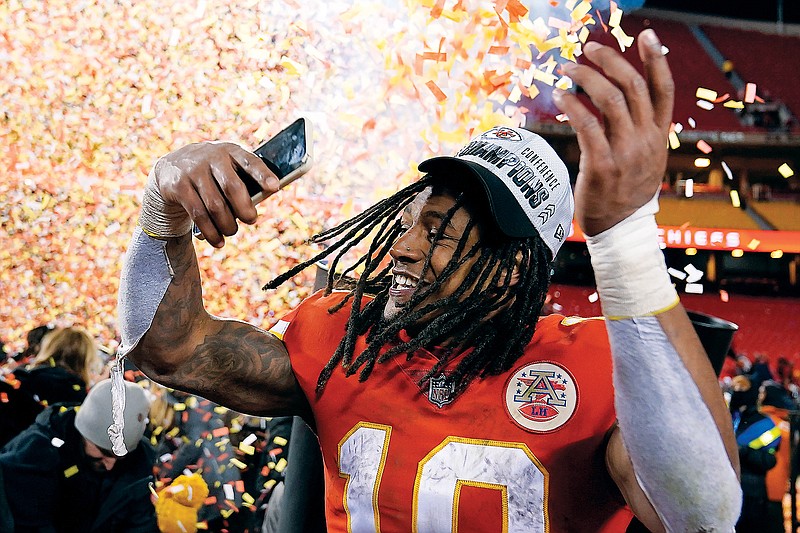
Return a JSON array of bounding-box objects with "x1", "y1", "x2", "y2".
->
[
  {"x1": 75, "y1": 378, "x2": 150, "y2": 453},
  {"x1": 418, "y1": 126, "x2": 574, "y2": 259}
]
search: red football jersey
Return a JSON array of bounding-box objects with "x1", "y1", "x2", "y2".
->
[{"x1": 270, "y1": 291, "x2": 632, "y2": 532}]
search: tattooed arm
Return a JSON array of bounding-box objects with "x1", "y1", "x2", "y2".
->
[{"x1": 125, "y1": 142, "x2": 312, "y2": 420}]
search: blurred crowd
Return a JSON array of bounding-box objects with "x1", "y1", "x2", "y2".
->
[
  {"x1": 721, "y1": 352, "x2": 799, "y2": 532},
  {"x1": 1, "y1": 323, "x2": 292, "y2": 532}
]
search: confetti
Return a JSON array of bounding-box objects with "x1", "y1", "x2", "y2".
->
[
  {"x1": 747, "y1": 239, "x2": 760, "y2": 250},
  {"x1": 696, "y1": 100, "x2": 715, "y2": 111},
  {"x1": 696, "y1": 140, "x2": 712, "y2": 154},
  {"x1": 238, "y1": 443, "x2": 256, "y2": 455},
  {"x1": 721, "y1": 161, "x2": 733, "y2": 180},
  {"x1": 425, "y1": 80, "x2": 447, "y2": 102},
  {"x1": 668, "y1": 131, "x2": 680, "y2": 149},
  {"x1": 685, "y1": 283, "x2": 703, "y2": 294},
  {"x1": 668, "y1": 268, "x2": 687, "y2": 280},
  {"x1": 587, "y1": 292, "x2": 598, "y2": 303},
  {"x1": 64, "y1": 465, "x2": 79, "y2": 478},
  {"x1": 720, "y1": 290, "x2": 729, "y2": 303},
  {"x1": 744, "y1": 82, "x2": 757, "y2": 104},
  {"x1": 684, "y1": 264, "x2": 703, "y2": 284},
  {"x1": 730, "y1": 190, "x2": 741, "y2": 208},
  {"x1": 695, "y1": 87, "x2": 718, "y2": 101},
  {"x1": 778, "y1": 163, "x2": 794, "y2": 178},
  {"x1": 230, "y1": 458, "x2": 248, "y2": 469}
]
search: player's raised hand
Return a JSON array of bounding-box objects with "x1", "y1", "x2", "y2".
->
[
  {"x1": 152, "y1": 142, "x2": 279, "y2": 247},
  {"x1": 552, "y1": 28, "x2": 673, "y2": 236}
]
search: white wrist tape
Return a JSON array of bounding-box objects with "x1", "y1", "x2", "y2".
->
[
  {"x1": 138, "y1": 161, "x2": 193, "y2": 239},
  {"x1": 585, "y1": 193, "x2": 678, "y2": 319}
]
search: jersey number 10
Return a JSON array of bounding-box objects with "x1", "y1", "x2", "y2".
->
[{"x1": 338, "y1": 421, "x2": 550, "y2": 532}]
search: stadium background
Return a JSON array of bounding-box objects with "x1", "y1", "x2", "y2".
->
[{"x1": 1, "y1": 0, "x2": 798, "y2": 379}]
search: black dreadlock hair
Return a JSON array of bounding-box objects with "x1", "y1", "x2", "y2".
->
[{"x1": 264, "y1": 173, "x2": 554, "y2": 399}]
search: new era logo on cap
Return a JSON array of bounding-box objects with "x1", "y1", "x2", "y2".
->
[{"x1": 451, "y1": 126, "x2": 574, "y2": 258}]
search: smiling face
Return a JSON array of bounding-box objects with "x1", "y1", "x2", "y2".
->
[{"x1": 383, "y1": 186, "x2": 483, "y2": 322}]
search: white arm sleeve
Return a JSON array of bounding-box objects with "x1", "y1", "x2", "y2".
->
[
  {"x1": 116, "y1": 225, "x2": 175, "y2": 357},
  {"x1": 607, "y1": 315, "x2": 741, "y2": 532}
]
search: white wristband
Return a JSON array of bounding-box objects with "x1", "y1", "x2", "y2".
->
[
  {"x1": 138, "y1": 161, "x2": 192, "y2": 239},
  {"x1": 585, "y1": 193, "x2": 678, "y2": 319}
]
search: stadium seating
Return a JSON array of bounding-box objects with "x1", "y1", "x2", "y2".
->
[
  {"x1": 750, "y1": 200, "x2": 800, "y2": 231},
  {"x1": 583, "y1": 15, "x2": 747, "y2": 132},
  {"x1": 548, "y1": 282, "x2": 800, "y2": 368},
  {"x1": 701, "y1": 24, "x2": 800, "y2": 129},
  {"x1": 656, "y1": 196, "x2": 762, "y2": 229}
]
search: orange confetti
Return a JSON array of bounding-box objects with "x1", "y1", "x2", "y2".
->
[
  {"x1": 425, "y1": 80, "x2": 447, "y2": 102},
  {"x1": 712, "y1": 93, "x2": 730, "y2": 104},
  {"x1": 515, "y1": 58, "x2": 532, "y2": 69},
  {"x1": 422, "y1": 52, "x2": 447, "y2": 62},
  {"x1": 431, "y1": 0, "x2": 445, "y2": 19},
  {"x1": 212, "y1": 427, "x2": 229, "y2": 438},
  {"x1": 696, "y1": 140, "x2": 712, "y2": 154},
  {"x1": 505, "y1": 0, "x2": 529, "y2": 20},
  {"x1": 487, "y1": 46, "x2": 510, "y2": 55},
  {"x1": 596, "y1": 9, "x2": 608, "y2": 32}
]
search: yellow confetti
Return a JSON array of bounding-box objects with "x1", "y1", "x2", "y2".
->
[
  {"x1": 64, "y1": 465, "x2": 79, "y2": 478},
  {"x1": 273, "y1": 436, "x2": 288, "y2": 446},
  {"x1": 610, "y1": 26, "x2": 634, "y2": 52},
  {"x1": 778, "y1": 163, "x2": 794, "y2": 178},
  {"x1": 230, "y1": 458, "x2": 248, "y2": 469},
  {"x1": 695, "y1": 87, "x2": 718, "y2": 101},
  {"x1": 668, "y1": 131, "x2": 680, "y2": 150},
  {"x1": 723, "y1": 100, "x2": 744, "y2": 109},
  {"x1": 747, "y1": 239, "x2": 760, "y2": 250},
  {"x1": 238, "y1": 443, "x2": 256, "y2": 455},
  {"x1": 274, "y1": 457, "x2": 288, "y2": 473}
]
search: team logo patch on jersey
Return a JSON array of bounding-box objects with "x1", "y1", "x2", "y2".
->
[{"x1": 504, "y1": 361, "x2": 578, "y2": 433}]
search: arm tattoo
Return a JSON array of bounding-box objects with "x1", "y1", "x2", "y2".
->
[{"x1": 140, "y1": 234, "x2": 305, "y2": 417}]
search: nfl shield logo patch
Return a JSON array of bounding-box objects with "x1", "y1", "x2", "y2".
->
[{"x1": 428, "y1": 374, "x2": 455, "y2": 408}]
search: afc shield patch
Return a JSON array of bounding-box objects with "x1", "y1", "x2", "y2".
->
[{"x1": 504, "y1": 361, "x2": 578, "y2": 433}]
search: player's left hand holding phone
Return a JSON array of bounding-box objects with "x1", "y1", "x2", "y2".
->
[{"x1": 148, "y1": 118, "x2": 312, "y2": 248}]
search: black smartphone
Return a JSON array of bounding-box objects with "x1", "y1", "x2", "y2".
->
[
  {"x1": 193, "y1": 118, "x2": 313, "y2": 239},
  {"x1": 244, "y1": 117, "x2": 313, "y2": 204}
]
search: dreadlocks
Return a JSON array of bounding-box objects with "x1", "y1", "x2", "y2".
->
[{"x1": 264, "y1": 173, "x2": 553, "y2": 399}]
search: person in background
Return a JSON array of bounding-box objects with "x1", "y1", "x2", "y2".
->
[
  {"x1": 0, "y1": 326, "x2": 102, "y2": 449},
  {"x1": 760, "y1": 380, "x2": 795, "y2": 533},
  {"x1": 730, "y1": 374, "x2": 781, "y2": 532},
  {"x1": 0, "y1": 377, "x2": 157, "y2": 532},
  {"x1": 7, "y1": 324, "x2": 54, "y2": 367}
]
